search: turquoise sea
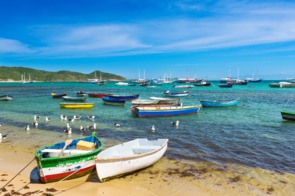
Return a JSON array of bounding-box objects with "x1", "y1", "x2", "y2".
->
[{"x1": 0, "y1": 81, "x2": 294, "y2": 176}]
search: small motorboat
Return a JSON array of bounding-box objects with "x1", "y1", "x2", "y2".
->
[{"x1": 0, "y1": 95, "x2": 13, "y2": 101}]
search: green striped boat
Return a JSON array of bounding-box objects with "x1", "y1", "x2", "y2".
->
[{"x1": 34, "y1": 132, "x2": 103, "y2": 183}]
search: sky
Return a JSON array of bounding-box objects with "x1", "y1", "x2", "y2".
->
[{"x1": 1, "y1": 0, "x2": 295, "y2": 79}]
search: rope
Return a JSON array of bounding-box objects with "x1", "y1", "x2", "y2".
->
[{"x1": 0, "y1": 157, "x2": 35, "y2": 192}]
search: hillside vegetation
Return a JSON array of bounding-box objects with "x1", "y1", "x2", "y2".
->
[{"x1": 0, "y1": 66, "x2": 126, "y2": 81}]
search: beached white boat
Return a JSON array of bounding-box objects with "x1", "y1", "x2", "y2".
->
[{"x1": 95, "y1": 138, "x2": 169, "y2": 182}]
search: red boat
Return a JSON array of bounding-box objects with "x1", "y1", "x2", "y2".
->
[
  {"x1": 88, "y1": 93, "x2": 113, "y2": 98},
  {"x1": 51, "y1": 92, "x2": 67, "y2": 98}
]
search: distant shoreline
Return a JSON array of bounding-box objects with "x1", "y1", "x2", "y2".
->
[{"x1": 0, "y1": 79, "x2": 123, "y2": 83}]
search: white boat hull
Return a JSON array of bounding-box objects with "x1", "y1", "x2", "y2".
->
[{"x1": 95, "y1": 138, "x2": 168, "y2": 181}]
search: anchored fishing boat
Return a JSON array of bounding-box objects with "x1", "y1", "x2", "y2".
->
[
  {"x1": 218, "y1": 83, "x2": 233, "y2": 88},
  {"x1": 0, "y1": 95, "x2": 13, "y2": 101},
  {"x1": 60, "y1": 102, "x2": 94, "y2": 109},
  {"x1": 173, "y1": 84, "x2": 194, "y2": 89},
  {"x1": 163, "y1": 90, "x2": 189, "y2": 97},
  {"x1": 134, "y1": 105, "x2": 201, "y2": 117},
  {"x1": 108, "y1": 94, "x2": 140, "y2": 101},
  {"x1": 51, "y1": 92, "x2": 67, "y2": 99},
  {"x1": 62, "y1": 96, "x2": 86, "y2": 102},
  {"x1": 131, "y1": 99, "x2": 159, "y2": 105},
  {"x1": 35, "y1": 133, "x2": 103, "y2": 183},
  {"x1": 88, "y1": 93, "x2": 113, "y2": 98},
  {"x1": 102, "y1": 96, "x2": 126, "y2": 106},
  {"x1": 269, "y1": 79, "x2": 295, "y2": 88},
  {"x1": 95, "y1": 138, "x2": 168, "y2": 182},
  {"x1": 130, "y1": 104, "x2": 172, "y2": 116},
  {"x1": 76, "y1": 91, "x2": 87, "y2": 97},
  {"x1": 281, "y1": 111, "x2": 295, "y2": 121},
  {"x1": 193, "y1": 81, "x2": 212, "y2": 86},
  {"x1": 200, "y1": 99, "x2": 239, "y2": 107}
]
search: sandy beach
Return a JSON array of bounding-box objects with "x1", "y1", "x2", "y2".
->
[{"x1": 1, "y1": 139, "x2": 295, "y2": 196}]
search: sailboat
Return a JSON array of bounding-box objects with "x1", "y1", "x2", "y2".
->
[
  {"x1": 88, "y1": 71, "x2": 99, "y2": 83},
  {"x1": 137, "y1": 69, "x2": 149, "y2": 86},
  {"x1": 162, "y1": 72, "x2": 174, "y2": 84},
  {"x1": 96, "y1": 72, "x2": 107, "y2": 85},
  {"x1": 246, "y1": 71, "x2": 263, "y2": 82},
  {"x1": 21, "y1": 73, "x2": 32, "y2": 84}
]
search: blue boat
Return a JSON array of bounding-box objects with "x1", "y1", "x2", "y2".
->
[
  {"x1": 134, "y1": 105, "x2": 201, "y2": 118},
  {"x1": 102, "y1": 96, "x2": 126, "y2": 106},
  {"x1": 200, "y1": 99, "x2": 238, "y2": 107},
  {"x1": 108, "y1": 94, "x2": 140, "y2": 101}
]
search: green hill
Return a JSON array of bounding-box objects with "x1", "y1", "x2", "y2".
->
[{"x1": 0, "y1": 66, "x2": 126, "y2": 82}]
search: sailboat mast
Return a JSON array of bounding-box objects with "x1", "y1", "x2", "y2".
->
[{"x1": 138, "y1": 67, "x2": 141, "y2": 82}]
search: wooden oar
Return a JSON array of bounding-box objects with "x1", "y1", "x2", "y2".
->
[{"x1": 58, "y1": 139, "x2": 73, "y2": 157}]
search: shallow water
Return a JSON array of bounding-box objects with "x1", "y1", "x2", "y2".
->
[{"x1": 0, "y1": 81, "x2": 294, "y2": 177}]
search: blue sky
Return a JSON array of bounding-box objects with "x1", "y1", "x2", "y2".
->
[{"x1": 1, "y1": 0, "x2": 295, "y2": 79}]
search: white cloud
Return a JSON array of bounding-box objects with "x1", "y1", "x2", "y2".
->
[
  {"x1": 36, "y1": 24, "x2": 151, "y2": 57},
  {"x1": 0, "y1": 38, "x2": 32, "y2": 54}
]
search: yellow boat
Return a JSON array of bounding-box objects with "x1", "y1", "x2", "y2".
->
[{"x1": 60, "y1": 102, "x2": 94, "y2": 109}]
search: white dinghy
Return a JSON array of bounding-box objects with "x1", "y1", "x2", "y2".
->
[{"x1": 95, "y1": 138, "x2": 169, "y2": 182}]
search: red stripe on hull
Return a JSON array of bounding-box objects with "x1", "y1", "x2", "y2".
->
[{"x1": 41, "y1": 165, "x2": 95, "y2": 183}]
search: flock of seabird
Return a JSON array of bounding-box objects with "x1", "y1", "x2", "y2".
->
[{"x1": 0, "y1": 115, "x2": 180, "y2": 141}]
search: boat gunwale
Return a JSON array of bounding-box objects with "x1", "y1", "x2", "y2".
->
[{"x1": 281, "y1": 111, "x2": 295, "y2": 115}]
